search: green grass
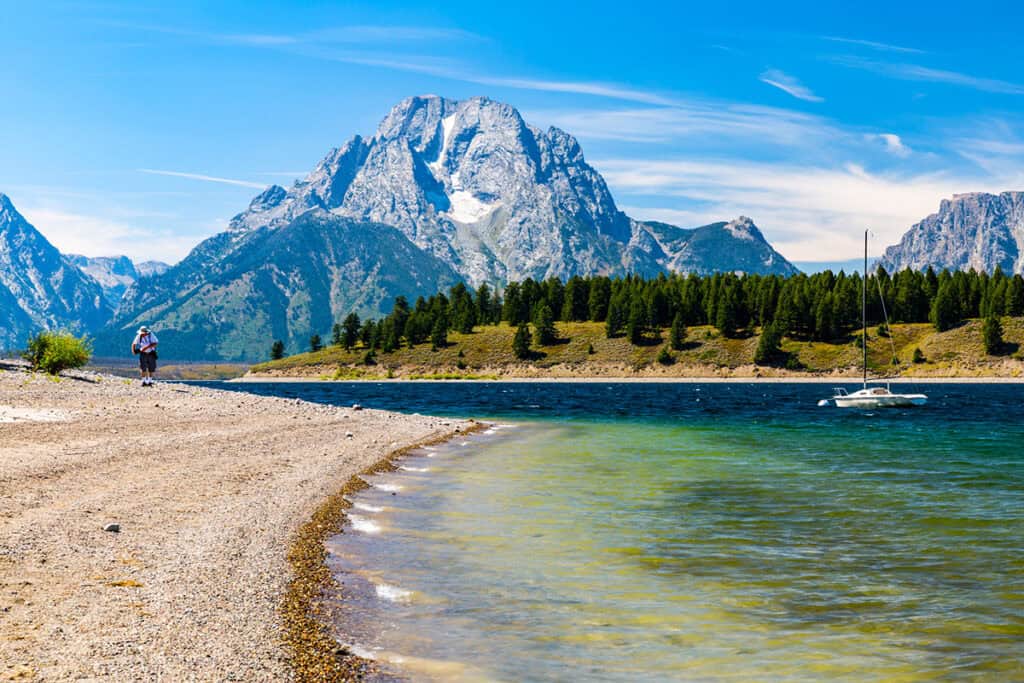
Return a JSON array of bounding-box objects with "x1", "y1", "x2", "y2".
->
[{"x1": 249, "y1": 318, "x2": 1024, "y2": 378}]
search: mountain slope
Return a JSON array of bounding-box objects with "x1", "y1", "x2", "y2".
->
[
  {"x1": 0, "y1": 194, "x2": 111, "y2": 349},
  {"x1": 96, "y1": 211, "x2": 460, "y2": 360},
  {"x1": 878, "y1": 192, "x2": 1024, "y2": 274}
]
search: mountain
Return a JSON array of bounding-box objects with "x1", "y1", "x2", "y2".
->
[
  {"x1": 228, "y1": 95, "x2": 796, "y2": 283},
  {"x1": 878, "y1": 192, "x2": 1024, "y2": 274},
  {"x1": 0, "y1": 194, "x2": 112, "y2": 350},
  {"x1": 100, "y1": 95, "x2": 797, "y2": 361},
  {"x1": 95, "y1": 211, "x2": 460, "y2": 360},
  {"x1": 66, "y1": 254, "x2": 170, "y2": 306}
]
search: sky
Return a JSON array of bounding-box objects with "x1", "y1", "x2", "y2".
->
[{"x1": 3, "y1": 1, "x2": 1024, "y2": 269}]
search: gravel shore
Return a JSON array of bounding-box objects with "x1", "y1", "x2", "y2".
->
[{"x1": 0, "y1": 363, "x2": 471, "y2": 680}]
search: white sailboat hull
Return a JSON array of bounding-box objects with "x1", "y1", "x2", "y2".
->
[{"x1": 833, "y1": 392, "x2": 927, "y2": 408}]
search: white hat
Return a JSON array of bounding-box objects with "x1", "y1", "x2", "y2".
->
[{"x1": 138, "y1": 325, "x2": 150, "y2": 334}]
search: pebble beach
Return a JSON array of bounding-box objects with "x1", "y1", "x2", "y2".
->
[{"x1": 0, "y1": 363, "x2": 471, "y2": 680}]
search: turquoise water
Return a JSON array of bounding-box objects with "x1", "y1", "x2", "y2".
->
[{"x1": 214, "y1": 382, "x2": 1024, "y2": 680}]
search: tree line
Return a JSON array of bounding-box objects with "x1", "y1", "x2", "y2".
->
[{"x1": 270, "y1": 267, "x2": 1024, "y2": 361}]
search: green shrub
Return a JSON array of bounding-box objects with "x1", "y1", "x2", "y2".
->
[
  {"x1": 22, "y1": 331, "x2": 92, "y2": 375},
  {"x1": 656, "y1": 345, "x2": 675, "y2": 365},
  {"x1": 912, "y1": 347, "x2": 925, "y2": 364}
]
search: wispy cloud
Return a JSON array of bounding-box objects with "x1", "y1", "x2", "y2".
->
[
  {"x1": 866, "y1": 133, "x2": 912, "y2": 157},
  {"x1": 528, "y1": 103, "x2": 840, "y2": 149},
  {"x1": 120, "y1": 21, "x2": 678, "y2": 107},
  {"x1": 822, "y1": 36, "x2": 925, "y2": 54},
  {"x1": 829, "y1": 56, "x2": 1024, "y2": 95},
  {"x1": 138, "y1": 169, "x2": 267, "y2": 189},
  {"x1": 759, "y1": 69, "x2": 824, "y2": 102}
]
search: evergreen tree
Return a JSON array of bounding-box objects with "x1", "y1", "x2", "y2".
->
[
  {"x1": 270, "y1": 340, "x2": 285, "y2": 360},
  {"x1": 983, "y1": 314, "x2": 1004, "y2": 355},
  {"x1": 669, "y1": 312, "x2": 687, "y2": 351},
  {"x1": 588, "y1": 278, "x2": 611, "y2": 321},
  {"x1": 309, "y1": 334, "x2": 323, "y2": 353},
  {"x1": 605, "y1": 295, "x2": 626, "y2": 338},
  {"x1": 431, "y1": 315, "x2": 448, "y2": 350},
  {"x1": 930, "y1": 283, "x2": 960, "y2": 332},
  {"x1": 533, "y1": 304, "x2": 557, "y2": 346},
  {"x1": 512, "y1": 323, "x2": 532, "y2": 360},
  {"x1": 627, "y1": 299, "x2": 647, "y2": 346},
  {"x1": 331, "y1": 322, "x2": 344, "y2": 346},
  {"x1": 754, "y1": 322, "x2": 783, "y2": 366},
  {"x1": 342, "y1": 313, "x2": 361, "y2": 350},
  {"x1": 475, "y1": 283, "x2": 493, "y2": 325},
  {"x1": 715, "y1": 283, "x2": 739, "y2": 338}
]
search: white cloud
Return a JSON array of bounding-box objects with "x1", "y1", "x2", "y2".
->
[
  {"x1": 867, "y1": 133, "x2": 912, "y2": 157},
  {"x1": 759, "y1": 69, "x2": 824, "y2": 102},
  {"x1": 828, "y1": 56, "x2": 1024, "y2": 95},
  {"x1": 599, "y1": 157, "x2": 1022, "y2": 261},
  {"x1": 17, "y1": 206, "x2": 200, "y2": 263},
  {"x1": 138, "y1": 169, "x2": 267, "y2": 189},
  {"x1": 822, "y1": 36, "x2": 925, "y2": 54}
]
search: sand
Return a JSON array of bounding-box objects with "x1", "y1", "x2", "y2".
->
[{"x1": 0, "y1": 363, "x2": 471, "y2": 681}]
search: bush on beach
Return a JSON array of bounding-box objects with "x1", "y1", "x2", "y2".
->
[{"x1": 22, "y1": 330, "x2": 92, "y2": 375}]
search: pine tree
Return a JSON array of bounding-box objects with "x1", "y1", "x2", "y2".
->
[
  {"x1": 430, "y1": 315, "x2": 448, "y2": 350},
  {"x1": 670, "y1": 312, "x2": 687, "y2": 351},
  {"x1": 754, "y1": 322, "x2": 783, "y2": 366},
  {"x1": 533, "y1": 304, "x2": 557, "y2": 346},
  {"x1": 930, "y1": 283, "x2": 960, "y2": 332},
  {"x1": 605, "y1": 296, "x2": 625, "y2": 338},
  {"x1": 627, "y1": 299, "x2": 647, "y2": 346},
  {"x1": 983, "y1": 314, "x2": 1004, "y2": 355},
  {"x1": 512, "y1": 323, "x2": 531, "y2": 360},
  {"x1": 309, "y1": 334, "x2": 323, "y2": 353},
  {"x1": 342, "y1": 313, "x2": 361, "y2": 350},
  {"x1": 270, "y1": 340, "x2": 285, "y2": 360},
  {"x1": 331, "y1": 323, "x2": 344, "y2": 346}
]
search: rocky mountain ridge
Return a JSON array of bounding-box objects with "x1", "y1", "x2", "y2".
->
[{"x1": 878, "y1": 192, "x2": 1024, "y2": 274}]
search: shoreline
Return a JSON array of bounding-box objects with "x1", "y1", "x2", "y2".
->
[
  {"x1": 0, "y1": 364, "x2": 474, "y2": 680},
  {"x1": 234, "y1": 374, "x2": 1024, "y2": 384},
  {"x1": 283, "y1": 421, "x2": 488, "y2": 680}
]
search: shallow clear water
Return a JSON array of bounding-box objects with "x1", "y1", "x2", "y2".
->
[{"x1": 211, "y1": 382, "x2": 1024, "y2": 681}]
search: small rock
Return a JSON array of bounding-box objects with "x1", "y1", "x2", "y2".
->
[
  {"x1": 103, "y1": 523, "x2": 120, "y2": 533},
  {"x1": 352, "y1": 403, "x2": 363, "y2": 411},
  {"x1": 345, "y1": 432, "x2": 354, "y2": 439}
]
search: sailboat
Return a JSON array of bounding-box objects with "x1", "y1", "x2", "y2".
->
[{"x1": 820, "y1": 231, "x2": 927, "y2": 409}]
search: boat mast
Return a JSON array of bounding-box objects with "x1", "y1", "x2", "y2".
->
[{"x1": 862, "y1": 229, "x2": 868, "y2": 389}]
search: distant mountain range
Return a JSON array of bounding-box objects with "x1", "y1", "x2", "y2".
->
[
  {"x1": 66, "y1": 255, "x2": 169, "y2": 306},
  {"x1": 878, "y1": 192, "x2": 1024, "y2": 274},
  {"x1": 5, "y1": 96, "x2": 1024, "y2": 361},
  {"x1": 94, "y1": 95, "x2": 798, "y2": 360}
]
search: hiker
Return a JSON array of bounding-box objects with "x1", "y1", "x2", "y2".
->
[{"x1": 132, "y1": 325, "x2": 159, "y2": 386}]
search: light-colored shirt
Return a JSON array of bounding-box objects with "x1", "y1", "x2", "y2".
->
[{"x1": 133, "y1": 332, "x2": 158, "y2": 353}]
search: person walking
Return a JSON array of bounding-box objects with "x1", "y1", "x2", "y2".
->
[{"x1": 132, "y1": 325, "x2": 159, "y2": 386}]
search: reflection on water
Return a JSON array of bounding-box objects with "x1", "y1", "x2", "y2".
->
[{"x1": 214, "y1": 382, "x2": 1024, "y2": 681}]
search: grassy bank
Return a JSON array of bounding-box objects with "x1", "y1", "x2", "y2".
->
[{"x1": 249, "y1": 318, "x2": 1024, "y2": 379}]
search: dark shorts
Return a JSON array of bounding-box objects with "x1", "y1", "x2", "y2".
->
[{"x1": 139, "y1": 351, "x2": 157, "y2": 372}]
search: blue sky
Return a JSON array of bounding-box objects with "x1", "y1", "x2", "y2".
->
[{"x1": 3, "y1": 1, "x2": 1024, "y2": 267}]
